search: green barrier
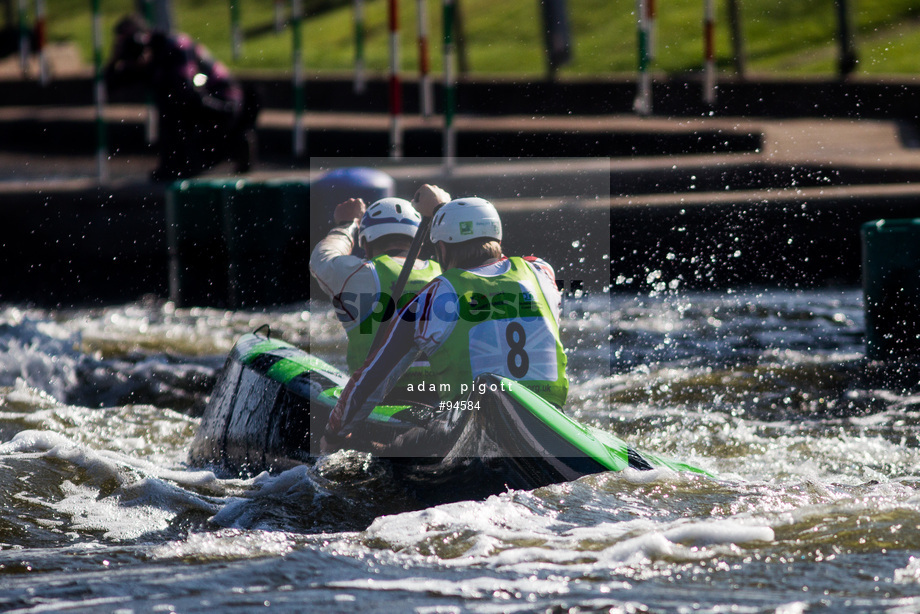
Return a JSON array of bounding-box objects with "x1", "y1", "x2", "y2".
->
[
  {"x1": 166, "y1": 178, "x2": 242, "y2": 307},
  {"x1": 227, "y1": 179, "x2": 311, "y2": 307},
  {"x1": 861, "y1": 219, "x2": 920, "y2": 361},
  {"x1": 166, "y1": 178, "x2": 311, "y2": 308}
]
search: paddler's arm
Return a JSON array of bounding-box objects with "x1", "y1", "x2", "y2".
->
[
  {"x1": 309, "y1": 199, "x2": 369, "y2": 299},
  {"x1": 325, "y1": 298, "x2": 425, "y2": 440}
]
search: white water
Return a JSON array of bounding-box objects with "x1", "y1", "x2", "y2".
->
[{"x1": 2, "y1": 290, "x2": 920, "y2": 613}]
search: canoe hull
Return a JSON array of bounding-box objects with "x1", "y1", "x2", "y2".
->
[{"x1": 190, "y1": 333, "x2": 705, "y2": 504}]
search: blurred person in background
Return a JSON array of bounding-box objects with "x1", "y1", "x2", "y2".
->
[{"x1": 105, "y1": 14, "x2": 259, "y2": 181}]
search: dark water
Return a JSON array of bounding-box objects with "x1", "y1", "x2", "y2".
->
[{"x1": 2, "y1": 288, "x2": 920, "y2": 613}]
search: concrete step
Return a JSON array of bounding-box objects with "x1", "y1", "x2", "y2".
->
[
  {"x1": 3, "y1": 74, "x2": 920, "y2": 305},
  {"x1": 4, "y1": 72, "x2": 920, "y2": 121},
  {"x1": 3, "y1": 106, "x2": 919, "y2": 194},
  {"x1": 0, "y1": 104, "x2": 760, "y2": 161}
]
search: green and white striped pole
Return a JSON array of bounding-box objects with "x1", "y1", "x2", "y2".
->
[
  {"x1": 274, "y1": 0, "x2": 285, "y2": 32},
  {"x1": 230, "y1": 0, "x2": 242, "y2": 61},
  {"x1": 292, "y1": 0, "x2": 306, "y2": 157},
  {"x1": 442, "y1": 0, "x2": 456, "y2": 171},
  {"x1": 388, "y1": 0, "x2": 402, "y2": 158},
  {"x1": 92, "y1": 0, "x2": 108, "y2": 182},
  {"x1": 632, "y1": 0, "x2": 652, "y2": 116},
  {"x1": 353, "y1": 0, "x2": 366, "y2": 93}
]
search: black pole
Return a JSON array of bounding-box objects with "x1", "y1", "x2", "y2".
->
[
  {"x1": 454, "y1": 0, "x2": 469, "y2": 75},
  {"x1": 835, "y1": 0, "x2": 857, "y2": 78},
  {"x1": 3, "y1": 0, "x2": 14, "y2": 28},
  {"x1": 727, "y1": 0, "x2": 746, "y2": 78},
  {"x1": 539, "y1": 0, "x2": 573, "y2": 81}
]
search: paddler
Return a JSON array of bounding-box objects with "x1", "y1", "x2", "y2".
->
[
  {"x1": 324, "y1": 189, "x2": 569, "y2": 450},
  {"x1": 309, "y1": 185, "x2": 449, "y2": 402}
]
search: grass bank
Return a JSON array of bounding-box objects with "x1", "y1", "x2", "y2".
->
[{"x1": 42, "y1": 0, "x2": 920, "y2": 77}]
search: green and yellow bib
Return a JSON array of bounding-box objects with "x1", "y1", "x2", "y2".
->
[
  {"x1": 345, "y1": 254, "x2": 440, "y2": 373},
  {"x1": 428, "y1": 257, "x2": 568, "y2": 406}
]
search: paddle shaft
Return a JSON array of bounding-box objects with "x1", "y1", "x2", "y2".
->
[{"x1": 367, "y1": 215, "x2": 432, "y2": 357}]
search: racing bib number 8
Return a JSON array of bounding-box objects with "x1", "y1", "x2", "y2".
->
[
  {"x1": 468, "y1": 319, "x2": 558, "y2": 381},
  {"x1": 505, "y1": 322, "x2": 528, "y2": 377}
]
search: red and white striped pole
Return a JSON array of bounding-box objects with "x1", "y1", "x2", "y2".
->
[
  {"x1": 703, "y1": 0, "x2": 717, "y2": 105},
  {"x1": 646, "y1": 0, "x2": 656, "y2": 61},
  {"x1": 417, "y1": 0, "x2": 433, "y2": 117},
  {"x1": 388, "y1": 0, "x2": 403, "y2": 158}
]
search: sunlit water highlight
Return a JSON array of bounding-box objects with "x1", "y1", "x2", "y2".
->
[{"x1": 2, "y1": 289, "x2": 920, "y2": 613}]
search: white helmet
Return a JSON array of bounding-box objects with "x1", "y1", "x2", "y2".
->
[
  {"x1": 430, "y1": 197, "x2": 502, "y2": 244},
  {"x1": 358, "y1": 197, "x2": 421, "y2": 244}
]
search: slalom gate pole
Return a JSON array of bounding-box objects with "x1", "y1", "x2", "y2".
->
[
  {"x1": 354, "y1": 0, "x2": 366, "y2": 93},
  {"x1": 442, "y1": 0, "x2": 456, "y2": 172},
  {"x1": 91, "y1": 0, "x2": 108, "y2": 182},
  {"x1": 703, "y1": 0, "x2": 716, "y2": 105},
  {"x1": 647, "y1": 0, "x2": 656, "y2": 61},
  {"x1": 34, "y1": 0, "x2": 48, "y2": 84},
  {"x1": 141, "y1": 0, "x2": 158, "y2": 144},
  {"x1": 230, "y1": 0, "x2": 242, "y2": 60},
  {"x1": 417, "y1": 0, "x2": 433, "y2": 117},
  {"x1": 274, "y1": 0, "x2": 285, "y2": 32},
  {"x1": 18, "y1": 0, "x2": 29, "y2": 76},
  {"x1": 632, "y1": 0, "x2": 652, "y2": 115},
  {"x1": 388, "y1": 0, "x2": 402, "y2": 158},
  {"x1": 292, "y1": 0, "x2": 306, "y2": 157}
]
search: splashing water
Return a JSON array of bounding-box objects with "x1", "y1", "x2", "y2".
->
[{"x1": 2, "y1": 289, "x2": 920, "y2": 613}]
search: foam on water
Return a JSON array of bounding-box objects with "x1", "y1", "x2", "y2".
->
[
  {"x1": 354, "y1": 480, "x2": 774, "y2": 572},
  {"x1": 150, "y1": 528, "x2": 300, "y2": 561},
  {"x1": 0, "y1": 315, "x2": 83, "y2": 403},
  {"x1": 328, "y1": 575, "x2": 575, "y2": 600},
  {"x1": 62, "y1": 301, "x2": 312, "y2": 358},
  {"x1": 0, "y1": 428, "x2": 228, "y2": 541},
  {"x1": 894, "y1": 557, "x2": 920, "y2": 585},
  {"x1": 1, "y1": 290, "x2": 920, "y2": 613},
  {"x1": 0, "y1": 389, "x2": 200, "y2": 467},
  {"x1": 0, "y1": 302, "x2": 322, "y2": 411}
]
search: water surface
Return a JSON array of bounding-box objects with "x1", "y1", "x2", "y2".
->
[{"x1": 2, "y1": 289, "x2": 920, "y2": 613}]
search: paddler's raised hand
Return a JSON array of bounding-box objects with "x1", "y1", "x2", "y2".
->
[
  {"x1": 412, "y1": 184, "x2": 450, "y2": 218},
  {"x1": 333, "y1": 198, "x2": 366, "y2": 226}
]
